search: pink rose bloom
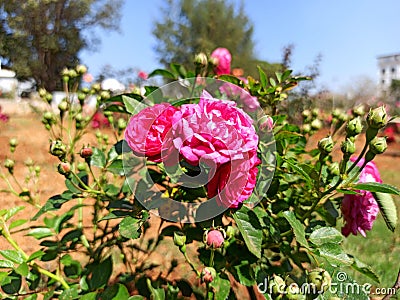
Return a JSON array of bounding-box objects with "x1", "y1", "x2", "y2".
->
[
  {"x1": 206, "y1": 230, "x2": 224, "y2": 248},
  {"x1": 211, "y1": 48, "x2": 232, "y2": 75},
  {"x1": 138, "y1": 71, "x2": 148, "y2": 80},
  {"x1": 207, "y1": 151, "x2": 260, "y2": 208},
  {"x1": 125, "y1": 103, "x2": 179, "y2": 162},
  {"x1": 341, "y1": 157, "x2": 381, "y2": 237},
  {"x1": 171, "y1": 91, "x2": 258, "y2": 167}
]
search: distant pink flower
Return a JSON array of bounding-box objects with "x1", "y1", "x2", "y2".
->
[
  {"x1": 83, "y1": 73, "x2": 93, "y2": 83},
  {"x1": 341, "y1": 157, "x2": 381, "y2": 237},
  {"x1": 211, "y1": 48, "x2": 231, "y2": 75},
  {"x1": 125, "y1": 103, "x2": 179, "y2": 162},
  {"x1": 0, "y1": 106, "x2": 9, "y2": 123},
  {"x1": 138, "y1": 71, "x2": 148, "y2": 80},
  {"x1": 91, "y1": 111, "x2": 109, "y2": 129}
]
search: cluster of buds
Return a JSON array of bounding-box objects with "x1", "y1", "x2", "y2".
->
[
  {"x1": 117, "y1": 118, "x2": 127, "y2": 135},
  {"x1": 4, "y1": 159, "x2": 15, "y2": 174},
  {"x1": 302, "y1": 109, "x2": 324, "y2": 135},
  {"x1": 61, "y1": 64, "x2": 88, "y2": 83},
  {"x1": 173, "y1": 231, "x2": 187, "y2": 253},
  {"x1": 318, "y1": 136, "x2": 334, "y2": 156},
  {"x1": 365, "y1": 106, "x2": 388, "y2": 162},
  {"x1": 9, "y1": 138, "x2": 18, "y2": 153},
  {"x1": 38, "y1": 88, "x2": 53, "y2": 103},
  {"x1": 42, "y1": 111, "x2": 56, "y2": 131},
  {"x1": 74, "y1": 113, "x2": 90, "y2": 130}
]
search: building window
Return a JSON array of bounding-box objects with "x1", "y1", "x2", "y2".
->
[
  {"x1": 392, "y1": 67, "x2": 396, "y2": 73},
  {"x1": 382, "y1": 79, "x2": 385, "y2": 84},
  {"x1": 382, "y1": 68, "x2": 386, "y2": 74}
]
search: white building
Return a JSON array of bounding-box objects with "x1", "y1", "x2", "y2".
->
[
  {"x1": 377, "y1": 53, "x2": 400, "y2": 94},
  {"x1": 0, "y1": 61, "x2": 18, "y2": 98}
]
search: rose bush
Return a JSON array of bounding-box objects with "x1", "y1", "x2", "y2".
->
[{"x1": 0, "y1": 48, "x2": 399, "y2": 300}]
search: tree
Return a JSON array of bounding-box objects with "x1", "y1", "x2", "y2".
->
[
  {"x1": 0, "y1": 0, "x2": 124, "y2": 91},
  {"x1": 153, "y1": 0, "x2": 261, "y2": 76}
]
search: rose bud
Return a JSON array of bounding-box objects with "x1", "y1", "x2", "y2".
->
[
  {"x1": 38, "y1": 88, "x2": 47, "y2": 98},
  {"x1": 58, "y1": 100, "x2": 69, "y2": 112},
  {"x1": 352, "y1": 104, "x2": 365, "y2": 116},
  {"x1": 307, "y1": 268, "x2": 331, "y2": 293},
  {"x1": 100, "y1": 91, "x2": 110, "y2": 100},
  {"x1": 328, "y1": 162, "x2": 340, "y2": 176},
  {"x1": 367, "y1": 106, "x2": 388, "y2": 129},
  {"x1": 225, "y1": 226, "x2": 237, "y2": 239},
  {"x1": 302, "y1": 123, "x2": 311, "y2": 133},
  {"x1": 341, "y1": 138, "x2": 356, "y2": 155},
  {"x1": 50, "y1": 140, "x2": 67, "y2": 159},
  {"x1": 346, "y1": 117, "x2": 363, "y2": 137},
  {"x1": 117, "y1": 118, "x2": 127, "y2": 130},
  {"x1": 318, "y1": 136, "x2": 334, "y2": 154},
  {"x1": 80, "y1": 147, "x2": 93, "y2": 159},
  {"x1": 173, "y1": 231, "x2": 186, "y2": 247},
  {"x1": 201, "y1": 267, "x2": 216, "y2": 284},
  {"x1": 9, "y1": 138, "x2": 18, "y2": 148},
  {"x1": 302, "y1": 109, "x2": 311, "y2": 119},
  {"x1": 258, "y1": 115, "x2": 274, "y2": 131},
  {"x1": 311, "y1": 119, "x2": 322, "y2": 130},
  {"x1": 76, "y1": 64, "x2": 87, "y2": 75},
  {"x1": 58, "y1": 162, "x2": 71, "y2": 176},
  {"x1": 194, "y1": 52, "x2": 208, "y2": 68},
  {"x1": 4, "y1": 159, "x2": 15, "y2": 174},
  {"x1": 369, "y1": 136, "x2": 387, "y2": 155},
  {"x1": 205, "y1": 229, "x2": 225, "y2": 249},
  {"x1": 312, "y1": 108, "x2": 319, "y2": 117}
]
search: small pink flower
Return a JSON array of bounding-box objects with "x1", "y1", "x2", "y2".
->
[
  {"x1": 125, "y1": 103, "x2": 179, "y2": 162},
  {"x1": 206, "y1": 230, "x2": 224, "y2": 248},
  {"x1": 341, "y1": 157, "x2": 381, "y2": 237},
  {"x1": 211, "y1": 48, "x2": 231, "y2": 75},
  {"x1": 83, "y1": 73, "x2": 93, "y2": 83},
  {"x1": 138, "y1": 71, "x2": 148, "y2": 80}
]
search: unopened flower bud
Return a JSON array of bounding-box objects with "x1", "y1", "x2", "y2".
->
[
  {"x1": 201, "y1": 267, "x2": 216, "y2": 284},
  {"x1": 76, "y1": 64, "x2": 87, "y2": 75},
  {"x1": 58, "y1": 162, "x2": 71, "y2": 175},
  {"x1": 302, "y1": 109, "x2": 311, "y2": 119},
  {"x1": 194, "y1": 52, "x2": 208, "y2": 67},
  {"x1": 24, "y1": 158, "x2": 34, "y2": 167},
  {"x1": 4, "y1": 159, "x2": 15, "y2": 174},
  {"x1": 369, "y1": 136, "x2": 387, "y2": 155},
  {"x1": 341, "y1": 138, "x2": 356, "y2": 155},
  {"x1": 68, "y1": 69, "x2": 77, "y2": 78},
  {"x1": 77, "y1": 162, "x2": 86, "y2": 171},
  {"x1": 226, "y1": 226, "x2": 236, "y2": 239},
  {"x1": 367, "y1": 106, "x2": 388, "y2": 129},
  {"x1": 346, "y1": 117, "x2": 363, "y2": 137},
  {"x1": 38, "y1": 88, "x2": 47, "y2": 98},
  {"x1": 80, "y1": 147, "x2": 93, "y2": 159},
  {"x1": 307, "y1": 268, "x2": 331, "y2": 293},
  {"x1": 43, "y1": 111, "x2": 54, "y2": 121},
  {"x1": 78, "y1": 92, "x2": 86, "y2": 102},
  {"x1": 173, "y1": 231, "x2": 186, "y2": 247},
  {"x1": 302, "y1": 123, "x2": 311, "y2": 133},
  {"x1": 332, "y1": 108, "x2": 342, "y2": 118},
  {"x1": 45, "y1": 93, "x2": 53, "y2": 103},
  {"x1": 9, "y1": 138, "x2": 18, "y2": 153},
  {"x1": 258, "y1": 115, "x2": 274, "y2": 131},
  {"x1": 311, "y1": 119, "x2": 323, "y2": 130},
  {"x1": 100, "y1": 91, "x2": 110, "y2": 100},
  {"x1": 34, "y1": 166, "x2": 41, "y2": 175},
  {"x1": 208, "y1": 56, "x2": 218, "y2": 67},
  {"x1": 312, "y1": 108, "x2": 319, "y2": 117},
  {"x1": 117, "y1": 118, "x2": 127, "y2": 130},
  {"x1": 204, "y1": 229, "x2": 225, "y2": 249},
  {"x1": 318, "y1": 136, "x2": 334, "y2": 154},
  {"x1": 91, "y1": 83, "x2": 101, "y2": 92},
  {"x1": 328, "y1": 162, "x2": 340, "y2": 176},
  {"x1": 50, "y1": 140, "x2": 67, "y2": 159},
  {"x1": 352, "y1": 104, "x2": 365, "y2": 116},
  {"x1": 58, "y1": 100, "x2": 68, "y2": 112}
]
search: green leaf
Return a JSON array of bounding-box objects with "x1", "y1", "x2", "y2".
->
[
  {"x1": 309, "y1": 227, "x2": 343, "y2": 246},
  {"x1": 353, "y1": 182, "x2": 400, "y2": 195},
  {"x1": 148, "y1": 68, "x2": 177, "y2": 80},
  {"x1": 122, "y1": 94, "x2": 148, "y2": 115},
  {"x1": 1, "y1": 271, "x2": 22, "y2": 294},
  {"x1": 119, "y1": 216, "x2": 142, "y2": 239},
  {"x1": 32, "y1": 191, "x2": 74, "y2": 220},
  {"x1": 210, "y1": 273, "x2": 231, "y2": 300},
  {"x1": 99, "y1": 284, "x2": 130, "y2": 300},
  {"x1": 27, "y1": 227, "x2": 54, "y2": 239},
  {"x1": 257, "y1": 66, "x2": 267, "y2": 89},
  {"x1": 3, "y1": 206, "x2": 25, "y2": 221},
  {"x1": 79, "y1": 292, "x2": 97, "y2": 300},
  {"x1": 146, "y1": 278, "x2": 165, "y2": 300},
  {"x1": 233, "y1": 206, "x2": 263, "y2": 258},
  {"x1": 59, "y1": 285, "x2": 80, "y2": 300},
  {"x1": 218, "y1": 74, "x2": 241, "y2": 86},
  {"x1": 233, "y1": 261, "x2": 255, "y2": 286},
  {"x1": 281, "y1": 211, "x2": 309, "y2": 248},
  {"x1": 27, "y1": 250, "x2": 45, "y2": 262},
  {"x1": 373, "y1": 192, "x2": 397, "y2": 232},
  {"x1": 0, "y1": 250, "x2": 25, "y2": 264},
  {"x1": 128, "y1": 296, "x2": 145, "y2": 300},
  {"x1": 9, "y1": 219, "x2": 27, "y2": 230},
  {"x1": 285, "y1": 159, "x2": 313, "y2": 186},
  {"x1": 89, "y1": 256, "x2": 112, "y2": 290},
  {"x1": 316, "y1": 243, "x2": 353, "y2": 266},
  {"x1": 0, "y1": 259, "x2": 14, "y2": 268},
  {"x1": 350, "y1": 256, "x2": 380, "y2": 283},
  {"x1": 107, "y1": 159, "x2": 125, "y2": 176},
  {"x1": 15, "y1": 262, "x2": 29, "y2": 277},
  {"x1": 90, "y1": 147, "x2": 106, "y2": 168}
]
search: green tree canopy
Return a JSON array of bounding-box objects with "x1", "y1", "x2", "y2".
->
[
  {"x1": 0, "y1": 0, "x2": 124, "y2": 91},
  {"x1": 153, "y1": 0, "x2": 277, "y2": 77}
]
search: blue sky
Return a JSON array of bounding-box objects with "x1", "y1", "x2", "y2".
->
[{"x1": 80, "y1": 0, "x2": 400, "y2": 92}]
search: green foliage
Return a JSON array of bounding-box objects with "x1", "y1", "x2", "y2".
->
[{"x1": 0, "y1": 0, "x2": 124, "y2": 91}]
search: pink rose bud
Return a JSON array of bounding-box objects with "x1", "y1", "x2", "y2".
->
[
  {"x1": 210, "y1": 47, "x2": 232, "y2": 75},
  {"x1": 58, "y1": 162, "x2": 71, "y2": 175},
  {"x1": 258, "y1": 115, "x2": 274, "y2": 131},
  {"x1": 206, "y1": 230, "x2": 225, "y2": 249},
  {"x1": 80, "y1": 147, "x2": 93, "y2": 159},
  {"x1": 201, "y1": 267, "x2": 216, "y2": 283}
]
